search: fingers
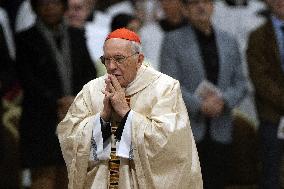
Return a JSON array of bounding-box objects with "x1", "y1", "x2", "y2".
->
[
  {"x1": 102, "y1": 89, "x2": 114, "y2": 98},
  {"x1": 109, "y1": 75, "x2": 122, "y2": 91},
  {"x1": 201, "y1": 96, "x2": 224, "y2": 118},
  {"x1": 105, "y1": 78, "x2": 111, "y2": 92},
  {"x1": 105, "y1": 76, "x2": 119, "y2": 93},
  {"x1": 108, "y1": 83, "x2": 116, "y2": 93},
  {"x1": 103, "y1": 75, "x2": 129, "y2": 118}
]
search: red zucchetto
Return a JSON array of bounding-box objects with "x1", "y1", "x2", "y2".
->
[{"x1": 105, "y1": 28, "x2": 141, "y2": 44}]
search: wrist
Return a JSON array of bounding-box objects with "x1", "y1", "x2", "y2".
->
[
  {"x1": 100, "y1": 117, "x2": 110, "y2": 125},
  {"x1": 119, "y1": 107, "x2": 131, "y2": 118},
  {"x1": 100, "y1": 112, "x2": 110, "y2": 122}
]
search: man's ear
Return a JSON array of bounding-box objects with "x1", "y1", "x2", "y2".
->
[{"x1": 137, "y1": 53, "x2": 144, "y2": 66}]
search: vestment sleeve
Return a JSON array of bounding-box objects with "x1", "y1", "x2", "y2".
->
[
  {"x1": 57, "y1": 86, "x2": 95, "y2": 188},
  {"x1": 130, "y1": 80, "x2": 203, "y2": 189}
]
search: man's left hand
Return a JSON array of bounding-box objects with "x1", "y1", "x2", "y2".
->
[{"x1": 108, "y1": 75, "x2": 130, "y2": 118}]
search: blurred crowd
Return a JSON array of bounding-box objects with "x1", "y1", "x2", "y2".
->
[{"x1": 0, "y1": 0, "x2": 283, "y2": 188}]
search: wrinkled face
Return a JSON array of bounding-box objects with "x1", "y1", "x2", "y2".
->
[
  {"x1": 36, "y1": 0, "x2": 65, "y2": 27},
  {"x1": 66, "y1": 0, "x2": 88, "y2": 28},
  {"x1": 266, "y1": 0, "x2": 284, "y2": 20},
  {"x1": 183, "y1": 0, "x2": 213, "y2": 27},
  {"x1": 103, "y1": 38, "x2": 144, "y2": 88}
]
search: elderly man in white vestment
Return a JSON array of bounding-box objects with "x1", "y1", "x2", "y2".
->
[{"x1": 57, "y1": 28, "x2": 203, "y2": 189}]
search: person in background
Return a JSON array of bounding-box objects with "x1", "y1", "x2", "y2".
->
[
  {"x1": 0, "y1": 17, "x2": 16, "y2": 166},
  {"x1": 111, "y1": 13, "x2": 141, "y2": 32},
  {"x1": 57, "y1": 28, "x2": 203, "y2": 189},
  {"x1": 0, "y1": 13, "x2": 19, "y2": 187},
  {"x1": 85, "y1": 0, "x2": 96, "y2": 20},
  {"x1": 212, "y1": 0, "x2": 267, "y2": 124},
  {"x1": 105, "y1": 0, "x2": 135, "y2": 19},
  {"x1": 161, "y1": 0, "x2": 248, "y2": 188},
  {"x1": 247, "y1": 0, "x2": 284, "y2": 188},
  {"x1": 15, "y1": 0, "x2": 97, "y2": 188},
  {"x1": 66, "y1": 0, "x2": 89, "y2": 28},
  {"x1": 140, "y1": 0, "x2": 187, "y2": 70}
]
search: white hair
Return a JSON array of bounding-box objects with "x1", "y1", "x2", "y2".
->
[
  {"x1": 103, "y1": 39, "x2": 143, "y2": 54},
  {"x1": 129, "y1": 41, "x2": 142, "y2": 54}
]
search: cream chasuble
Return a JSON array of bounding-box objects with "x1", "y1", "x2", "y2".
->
[{"x1": 57, "y1": 65, "x2": 203, "y2": 189}]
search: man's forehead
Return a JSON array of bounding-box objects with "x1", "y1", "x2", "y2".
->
[
  {"x1": 104, "y1": 38, "x2": 131, "y2": 47},
  {"x1": 104, "y1": 38, "x2": 132, "y2": 53}
]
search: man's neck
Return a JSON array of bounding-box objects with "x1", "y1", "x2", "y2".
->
[
  {"x1": 46, "y1": 23, "x2": 61, "y2": 32},
  {"x1": 193, "y1": 22, "x2": 212, "y2": 36},
  {"x1": 43, "y1": 18, "x2": 64, "y2": 32},
  {"x1": 166, "y1": 13, "x2": 184, "y2": 26}
]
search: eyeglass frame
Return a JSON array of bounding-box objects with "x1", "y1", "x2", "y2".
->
[{"x1": 100, "y1": 52, "x2": 139, "y2": 66}]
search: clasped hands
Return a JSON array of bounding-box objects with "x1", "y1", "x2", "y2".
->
[
  {"x1": 100, "y1": 75, "x2": 130, "y2": 121},
  {"x1": 201, "y1": 91, "x2": 224, "y2": 118}
]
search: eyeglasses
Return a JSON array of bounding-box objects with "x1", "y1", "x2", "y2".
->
[{"x1": 100, "y1": 52, "x2": 139, "y2": 66}]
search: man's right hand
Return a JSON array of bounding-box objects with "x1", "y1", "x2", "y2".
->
[{"x1": 100, "y1": 77, "x2": 113, "y2": 121}]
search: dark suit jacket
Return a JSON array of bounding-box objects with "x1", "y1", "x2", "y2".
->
[
  {"x1": 0, "y1": 25, "x2": 15, "y2": 96},
  {"x1": 16, "y1": 25, "x2": 97, "y2": 168},
  {"x1": 0, "y1": 24, "x2": 16, "y2": 163},
  {"x1": 247, "y1": 19, "x2": 284, "y2": 124}
]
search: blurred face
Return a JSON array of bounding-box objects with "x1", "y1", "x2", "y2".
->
[
  {"x1": 85, "y1": 0, "x2": 96, "y2": 10},
  {"x1": 266, "y1": 0, "x2": 284, "y2": 20},
  {"x1": 126, "y1": 19, "x2": 142, "y2": 33},
  {"x1": 159, "y1": 0, "x2": 183, "y2": 19},
  {"x1": 183, "y1": 0, "x2": 213, "y2": 27},
  {"x1": 36, "y1": 0, "x2": 65, "y2": 27},
  {"x1": 102, "y1": 38, "x2": 144, "y2": 88},
  {"x1": 66, "y1": 0, "x2": 88, "y2": 28}
]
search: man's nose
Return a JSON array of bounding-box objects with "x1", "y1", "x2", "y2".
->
[{"x1": 107, "y1": 59, "x2": 118, "y2": 70}]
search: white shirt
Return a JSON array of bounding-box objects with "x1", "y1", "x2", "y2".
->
[{"x1": 89, "y1": 111, "x2": 133, "y2": 161}]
